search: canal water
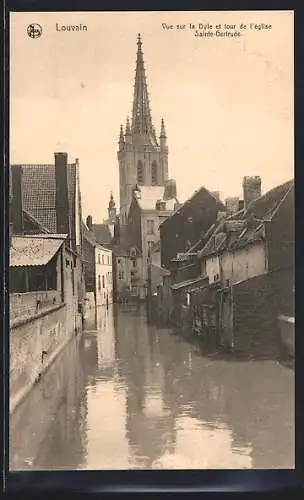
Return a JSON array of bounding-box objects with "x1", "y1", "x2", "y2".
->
[{"x1": 10, "y1": 305, "x2": 294, "y2": 470}]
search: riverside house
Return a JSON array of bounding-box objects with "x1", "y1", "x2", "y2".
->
[{"x1": 9, "y1": 152, "x2": 85, "y2": 412}]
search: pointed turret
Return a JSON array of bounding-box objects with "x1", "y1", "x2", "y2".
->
[
  {"x1": 125, "y1": 116, "x2": 132, "y2": 145},
  {"x1": 160, "y1": 118, "x2": 167, "y2": 150},
  {"x1": 160, "y1": 118, "x2": 166, "y2": 138},
  {"x1": 131, "y1": 34, "x2": 155, "y2": 142},
  {"x1": 119, "y1": 124, "x2": 125, "y2": 148}
]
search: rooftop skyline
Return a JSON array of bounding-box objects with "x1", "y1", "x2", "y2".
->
[{"x1": 10, "y1": 11, "x2": 293, "y2": 222}]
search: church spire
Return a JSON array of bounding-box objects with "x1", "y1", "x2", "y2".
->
[
  {"x1": 160, "y1": 118, "x2": 166, "y2": 138},
  {"x1": 125, "y1": 116, "x2": 131, "y2": 136},
  {"x1": 119, "y1": 124, "x2": 124, "y2": 146},
  {"x1": 131, "y1": 33, "x2": 154, "y2": 140}
]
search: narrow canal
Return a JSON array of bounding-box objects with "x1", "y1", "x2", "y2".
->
[{"x1": 10, "y1": 305, "x2": 294, "y2": 470}]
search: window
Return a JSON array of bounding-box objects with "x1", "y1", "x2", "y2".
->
[
  {"x1": 147, "y1": 220, "x2": 155, "y2": 235},
  {"x1": 132, "y1": 259, "x2": 136, "y2": 268},
  {"x1": 98, "y1": 275, "x2": 101, "y2": 291},
  {"x1": 97, "y1": 253, "x2": 100, "y2": 264},
  {"x1": 137, "y1": 160, "x2": 144, "y2": 185},
  {"x1": 102, "y1": 275, "x2": 105, "y2": 288},
  {"x1": 152, "y1": 161, "x2": 158, "y2": 185},
  {"x1": 118, "y1": 258, "x2": 121, "y2": 264},
  {"x1": 102, "y1": 254, "x2": 104, "y2": 265},
  {"x1": 119, "y1": 271, "x2": 124, "y2": 280},
  {"x1": 147, "y1": 241, "x2": 154, "y2": 253}
]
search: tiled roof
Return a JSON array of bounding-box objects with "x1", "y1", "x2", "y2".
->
[
  {"x1": 246, "y1": 179, "x2": 294, "y2": 220},
  {"x1": 135, "y1": 186, "x2": 177, "y2": 211},
  {"x1": 198, "y1": 179, "x2": 294, "y2": 258},
  {"x1": 15, "y1": 163, "x2": 77, "y2": 233},
  {"x1": 171, "y1": 274, "x2": 208, "y2": 291},
  {"x1": 199, "y1": 231, "x2": 227, "y2": 258},
  {"x1": 82, "y1": 221, "x2": 111, "y2": 251},
  {"x1": 23, "y1": 209, "x2": 51, "y2": 233},
  {"x1": 10, "y1": 235, "x2": 66, "y2": 267},
  {"x1": 92, "y1": 223, "x2": 113, "y2": 245}
]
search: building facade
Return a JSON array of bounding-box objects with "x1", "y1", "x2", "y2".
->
[
  {"x1": 10, "y1": 152, "x2": 85, "y2": 311},
  {"x1": 82, "y1": 218, "x2": 113, "y2": 310},
  {"x1": 95, "y1": 245, "x2": 113, "y2": 307},
  {"x1": 127, "y1": 184, "x2": 178, "y2": 298}
]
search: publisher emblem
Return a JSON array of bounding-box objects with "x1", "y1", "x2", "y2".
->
[{"x1": 27, "y1": 24, "x2": 42, "y2": 39}]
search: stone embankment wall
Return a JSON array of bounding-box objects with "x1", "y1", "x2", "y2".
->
[
  {"x1": 10, "y1": 333, "x2": 86, "y2": 469},
  {"x1": 10, "y1": 291, "x2": 62, "y2": 322},
  {"x1": 10, "y1": 302, "x2": 82, "y2": 413}
]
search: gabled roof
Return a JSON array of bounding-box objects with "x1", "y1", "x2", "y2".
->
[
  {"x1": 246, "y1": 179, "x2": 294, "y2": 220},
  {"x1": 92, "y1": 223, "x2": 113, "y2": 246},
  {"x1": 10, "y1": 234, "x2": 66, "y2": 267},
  {"x1": 82, "y1": 221, "x2": 112, "y2": 250},
  {"x1": 13, "y1": 163, "x2": 77, "y2": 233},
  {"x1": 159, "y1": 185, "x2": 225, "y2": 228},
  {"x1": 198, "y1": 179, "x2": 294, "y2": 259}
]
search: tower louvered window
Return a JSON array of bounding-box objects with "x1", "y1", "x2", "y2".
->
[
  {"x1": 137, "y1": 160, "x2": 144, "y2": 185},
  {"x1": 152, "y1": 161, "x2": 158, "y2": 185}
]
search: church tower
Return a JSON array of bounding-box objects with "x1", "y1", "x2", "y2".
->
[{"x1": 117, "y1": 34, "x2": 169, "y2": 225}]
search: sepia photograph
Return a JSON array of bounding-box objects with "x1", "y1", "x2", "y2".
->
[{"x1": 9, "y1": 10, "x2": 294, "y2": 471}]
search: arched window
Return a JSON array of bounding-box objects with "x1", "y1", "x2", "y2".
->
[
  {"x1": 152, "y1": 161, "x2": 158, "y2": 185},
  {"x1": 137, "y1": 160, "x2": 144, "y2": 185}
]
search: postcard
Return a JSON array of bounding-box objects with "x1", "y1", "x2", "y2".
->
[{"x1": 9, "y1": 10, "x2": 294, "y2": 472}]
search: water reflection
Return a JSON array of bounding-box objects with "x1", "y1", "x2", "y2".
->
[{"x1": 10, "y1": 305, "x2": 294, "y2": 470}]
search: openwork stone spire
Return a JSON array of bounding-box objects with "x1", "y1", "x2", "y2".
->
[{"x1": 131, "y1": 34, "x2": 155, "y2": 142}]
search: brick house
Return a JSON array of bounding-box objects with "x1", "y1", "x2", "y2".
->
[
  {"x1": 9, "y1": 152, "x2": 86, "y2": 411},
  {"x1": 197, "y1": 178, "x2": 294, "y2": 356},
  {"x1": 159, "y1": 186, "x2": 225, "y2": 270},
  {"x1": 10, "y1": 152, "x2": 85, "y2": 311}
]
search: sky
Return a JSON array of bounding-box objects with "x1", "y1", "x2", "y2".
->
[{"x1": 10, "y1": 11, "x2": 294, "y2": 222}]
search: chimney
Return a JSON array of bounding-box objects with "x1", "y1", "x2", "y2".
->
[
  {"x1": 243, "y1": 176, "x2": 262, "y2": 210},
  {"x1": 163, "y1": 179, "x2": 177, "y2": 201},
  {"x1": 156, "y1": 199, "x2": 166, "y2": 211},
  {"x1": 225, "y1": 197, "x2": 240, "y2": 214},
  {"x1": 55, "y1": 152, "x2": 70, "y2": 238},
  {"x1": 86, "y1": 215, "x2": 93, "y2": 231},
  {"x1": 10, "y1": 165, "x2": 24, "y2": 235}
]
